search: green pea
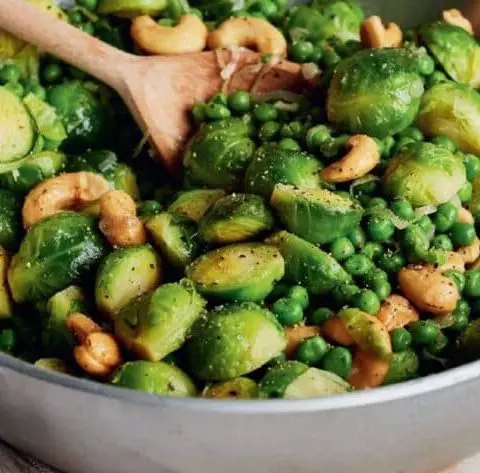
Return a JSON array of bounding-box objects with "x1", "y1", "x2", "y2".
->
[
  {"x1": 271, "y1": 298, "x2": 304, "y2": 326},
  {"x1": 321, "y1": 347, "x2": 352, "y2": 379},
  {"x1": 310, "y1": 47, "x2": 323, "y2": 64},
  {"x1": 278, "y1": 138, "x2": 301, "y2": 150},
  {"x1": 364, "y1": 267, "x2": 389, "y2": 286},
  {"x1": 451, "y1": 306, "x2": 470, "y2": 331},
  {"x1": 390, "y1": 199, "x2": 415, "y2": 221},
  {"x1": 391, "y1": 328, "x2": 412, "y2": 352},
  {"x1": 361, "y1": 242, "x2": 383, "y2": 261},
  {"x1": 434, "y1": 202, "x2": 458, "y2": 233},
  {"x1": 0, "y1": 64, "x2": 21, "y2": 84},
  {"x1": 392, "y1": 137, "x2": 415, "y2": 155},
  {"x1": 4, "y1": 81, "x2": 24, "y2": 98},
  {"x1": 366, "y1": 216, "x2": 395, "y2": 243},
  {"x1": 189, "y1": 7, "x2": 203, "y2": 18},
  {"x1": 80, "y1": 22, "x2": 95, "y2": 35},
  {"x1": 372, "y1": 279, "x2": 392, "y2": 301},
  {"x1": 426, "y1": 70, "x2": 448, "y2": 88},
  {"x1": 137, "y1": 200, "x2": 162, "y2": 217},
  {"x1": 354, "y1": 180, "x2": 378, "y2": 197},
  {"x1": 416, "y1": 215, "x2": 435, "y2": 235},
  {"x1": 43, "y1": 63, "x2": 63, "y2": 83},
  {"x1": 254, "y1": 103, "x2": 278, "y2": 122},
  {"x1": 306, "y1": 125, "x2": 331, "y2": 149},
  {"x1": 258, "y1": 121, "x2": 280, "y2": 142},
  {"x1": 431, "y1": 135, "x2": 457, "y2": 152},
  {"x1": 286, "y1": 286, "x2": 309, "y2": 310},
  {"x1": 309, "y1": 307, "x2": 334, "y2": 325},
  {"x1": 343, "y1": 254, "x2": 373, "y2": 278},
  {"x1": 351, "y1": 289, "x2": 380, "y2": 314},
  {"x1": 449, "y1": 223, "x2": 476, "y2": 247},
  {"x1": 331, "y1": 284, "x2": 360, "y2": 306},
  {"x1": 78, "y1": 0, "x2": 98, "y2": 10},
  {"x1": 379, "y1": 136, "x2": 396, "y2": 158},
  {"x1": 29, "y1": 84, "x2": 47, "y2": 101},
  {"x1": 210, "y1": 93, "x2": 228, "y2": 106},
  {"x1": 454, "y1": 299, "x2": 472, "y2": 317},
  {"x1": 464, "y1": 270, "x2": 480, "y2": 298},
  {"x1": 68, "y1": 10, "x2": 83, "y2": 24},
  {"x1": 321, "y1": 49, "x2": 341, "y2": 67},
  {"x1": 280, "y1": 121, "x2": 304, "y2": 140},
  {"x1": 205, "y1": 103, "x2": 231, "y2": 120},
  {"x1": 288, "y1": 41, "x2": 314, "y2": 63},
  {"x1": 458, "y1": 182, "x2": 473, "y2": 203},
  {"x1": 348, "y1": 228, "x2": 366, "y2": 249},
  {"x1": 409, "y1": 320, "x2": 439, "y2": 345},
  {"x1": 377, "y1": 251, "x2": 406, "y2": 274},
  {"x1": 157, "y1": 18, "x2": 175, "y2": 26},
  {"x1": 398, "y1": 126, "x2": 424, "y2": 143},
  {"x1": 268, "y1": 283, "x2": 290, "y2": 301},
  {"x1": 191, "y1": 102, "x2": 206, "y2": 123},
  {"x1": 295, "y1": 336, "x2": 329, "y2": 366},
  {"x1": 228, "y1": 91, "x2": 251, "y2": 113},
  {"x1": 464, "y1": 154, "x2": 480, "y2": 182},
  {"x1": 417, "y1": 54, "x2": 435, "y2": 76},
  {"x1": 427, "y1": 331, "x2": 449, "y2": 355},
  {"x1": 367, "y1": 197, "x2": 388, "y2": 209},
  {"x1": 444, "y1": 269, "x2": 466, "y2": 292},
  {"x1": 249, "y1": 0, "x2": 278, "y2": 19},
  {"x1": 0, "y1": 329, "x2": 15, "y2": 353},
  {"x1": 431, "y1": 234, "x2": 453, "y2": 251},
  {"x1": 330, "y1": 237, "x2": 355, "y2": 262}
]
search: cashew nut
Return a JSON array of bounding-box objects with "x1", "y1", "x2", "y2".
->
[
  {"x1": 320, "y1": 135, "x2": 380, "y2": 183},
  {"x1": 443, "y1": 9, "x2": 474, "y2": 35},
  {"x1": 66, "y1": 312, "x2": 121, "y2": 378},
  {"x1": 376, "y1": 294, "x2": 419, "y2": 331},
  {"x1": 360, "y1": 15, "x2": 403, "y2": 49},
  {"x1": 321, "y1": 316, "x2": 355, "y2": 346},
  {"x1": 22, "y1": 172, "x2": 111, "y2": 228},
  {"x1": 437, "y1": 251, "x2": 465, "y2": 273},
  {"x1": 457, "y1": 207, "x2": 475, "y2": 224},
  {"x1": 99, "y1": 190, "x2": 147, "y2": 247},
  {"x1": 459, "y1": 239, "x2": 480, "y2": 265},
  {"x1": 285, "y1": 324, "x2": 320, "y2": 357},
  {"x1": 348, "y1": 350, "x2": 389, "y2": 390},
  {"x1": 208, "y1": 17, "x2": 287, "y2": 57},
  {"x1": 131, "y1": 15, "x2": 208, "y2": 55},
  {"x1": 398, "y1": 265, "x2": 460, "y2": 315}
]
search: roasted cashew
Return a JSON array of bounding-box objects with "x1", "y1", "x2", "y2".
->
[
  {"x1": 22, "y1": 172, "x2": 111, "y2": 228},
  {"x1": 457, "y1": 207, "x2": 475, "y2": 224},
  {"x1": 437, "y1": 251, "x2": 465, "y2": 273},
  {"x1": 443, "y1": 9, "x2": 474, "y2": 35},
  {"x1": 285, "y1": 324, "x2": 320, "y2": 357},
  {"x1": 99, "y1": 190, "x2": 147, "y2": 247},
  {"x1": 398, "y1": 265, "x2": 460, "y2": 315},
  {"x1": 321, "y1": 316, "x2": 355, "y2": 346},
  {"x1": 208, "y1": 17, "x2": 287, "y2": 57},
  {"x1": 348, "y1": 350, "x2": 389, "y2": 390},
  {"x1": 66, "y1": 312, "x2": 122, "y2": 377},
  {"x1": 376, "y1": 294, "x2": 419, "y2": 331},
  {"x1": 131, "y1": 15, "x2": 208, "y2": 55},
  {"x1": 459, "y1": 238, "x2": 480, "y2": 265},
  {"x1": 360, "y1": 15, "x2": 403, "y2": 49},
  {"x1": 320, "y1": 135, "x2": 380, "y2": 183}
]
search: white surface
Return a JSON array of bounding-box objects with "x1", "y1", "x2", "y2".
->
[{"x1": 459, "y1": 454, "x2": 480, "y2": 473}]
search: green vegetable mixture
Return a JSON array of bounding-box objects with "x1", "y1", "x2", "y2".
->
[{"x1": 0, "y1": 0, "x2": 479, "y2": 399}]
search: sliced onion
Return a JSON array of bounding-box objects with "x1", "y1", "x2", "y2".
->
[
  {"x1": 349, "y1": 174, "x2": 380, "y2": 195},
  {"x1": 301, "y1": 62, "x2": 321, "y2": 81},
  {"x1": 365, "y1": 206, "x2": 411, "y2": 230},
  {"x1": 414, "y1": 205, "x2": 438, "y2": 218},
  {"x1": 132, "y1": 130, "x2": 150, "y2": 159},
  {"x1": 54, "y1": 0, "x2": 75, "y2": 8},
  {"x1": 449, "y1": 195, "x2": 462, "y2": 208},
  {"x1": 252, "y1": 89, "x2": 303, "y2": 103},
  {"x1": 0, "y1": 154, "x2": 33, "y2": 175},
  {"x1": 231, "y1": 0, "x2": 245, "y2": 11},
  {"x1": 289, "y1": 27, "x2": 310, "y2": 42},
  {"x1": 274, "y1": 101, "x2": 299, "y2": 112}
]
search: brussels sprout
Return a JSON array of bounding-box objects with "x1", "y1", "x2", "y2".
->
[
  {"x1": 111, "y1": 163, "x2": 140, "y2": 200},
  {"x1": 327, "y1": 49, "x2": 424, "y2": 138},
  {"x1": 115, "y1": 279, "x2": 206, "y2": 361},
  {"x1": 468, "y1": 176, "x2": 480, "y2": 220},
  {"x1": 0, "y1": 189, "x2": 23, "y2": 252},
  {"x1": 266, "y1": 231, "x2": 351, "y2": 295},
  {"x1": 456, "y1": 319, "x2": 480, "y2": 362},
  {"x1": 270, "y1": 184, "x2": 363, "y2": 245},
  {"x1": 146, "y1": 213, "x2": 199, "y2": 269},
  {"x1": 112, "y1": 361, "x2": 196, "y2": 397},
  {"x1": 190, "y1": 0, "x2": 233, "y2": 20},
  {"x1": 284, "y1": 1, "x2": 364, "y2": 43},
  {"x1": 183, "y1": 118, "x2": 256, "y2": 191},
  {"x1": 382, "y1": 349, "x2": 419, "y2": 385},
  {"x1": 8, "y1": 213, "x2": 107, "y2": 303},
  {"x1": 186, "y1": 302, "x2": 286, "y2": 381},
  {"x1": 47, "y1": 82, "x2": 112, "y2": 153},
  {"x1": 416, "y1": 82, "x2": 480, "y2": 155},
  {"x1": 199, "y1": 194, "x2": 274, "y2": 244},
  {"x1": 95, "y1": 245, "x2": 162, "y2": 319},
  {"x1": 42, "y1": 286, "x2": 88, "y2": 357},
  {"x1": 168, "y1": 188, "x2": 226, "y2": 222},
  {"x1": 383, "y1": 142, "x2": 467, "y2": 207},
  {"x1": 186, "y1": 243, "x2": 285, "y2": 302},
  {"x1": 0, "y1": 150, "x2": 66, "y2": 194},
  {"x1": 34, "y1": 357, "x2": 69, "y2": 373},
  {"x1": 258, "y1": 360, "x2": 351, "y2": 399},
  {"x1": 0, "y1": 248, "x2": 12, "y2": 319},
  {"x1": 421, "y1": 22, "x2": 480, "y2": 88},
  {"x1": 203, "y1": 378, "x2": 258, "y2": 399},
  {"x1": 98, "y1": 0, "x2": 168, "y2": 16},
  {"x1": 244, "y1": 145, "x2": 323, "y2": 199},
  {"x1": 0, "y1": 86, "x2": 35, "y2": 167}
]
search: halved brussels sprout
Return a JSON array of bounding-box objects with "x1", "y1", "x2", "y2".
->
[
  {"x1": 383, "y1": 142, "x2": 467, "y2": 207},
  {"x1": 115, "y1": 279, "x2": 206, "y2": 361},
  {"x1": 146, "y1": 213, "x2": 199, "y2": 269},
  {"x1": 266, "y1": 231, "x2": 350, "y2": 295},
  {"x1": 244, "y1": 145, "x2": 323, "y2": 199},
  {"x1": 42, "y1": 286, "x2": 88, "y2": 357},
  {"x1": 8, "y1": 213, "x2": 107, "y2": 303},
  {"x1": 382, "y1": 349, "x2": 419, "y2": 385},
  {"x1": 168, "y1": 189, "x2": 226, "y2": 222},
  {"x1": 112, "y1": 361, "x2": 196, "y2": 397},
  {"x1": 0, "y1": 189, "x2": 23, "y2": 252},
  {"x1": 111, "y1": 163, "x2": 140, "y2": 201},
  {"x1": 416, "y1": 82, "x2": 480, "y2": 154},
  {"x1": 186, "y1": 302, "x2": 286, "y2": 381},
  {"x1": 98, "y1": 0, "x2": 168, "y2": 17},
  {"x1": 34, "y1": 358, "x2": 69, "y2": 373},
  {"x1": 328, "y1": 49, "x2": 424, "y2": 138},
  {"x1": 95, "y1": 245, "x2": 162, "y2": 319},
  {"x1": 203, "y1": 378, "x2": 258, "y2": 399},
  {"x1": 0, "y1": 150, "x2": 66, "y2": 195},
  {"x1": 270, "y1": 184, "x2": 363, "y2": 245},
  {"x1": 199, "y1": 194, "x2": 274, "y2": 244},
  {"x1": 468, "y1": 176, "x2": 480, "y2": 220},
  {"x1": 0, "y1": 248, "x2": 12, "y2": 319},
  {"x1": 421, "y1": 21, "x2": 480, "y2": 88},
  {"x1": 183, "y1": 118, "x2": 256, "y2": 191},
  {"x1": 186, "y1": 243, "x2": 285, "y2": 302},
  {"x1": 258, "y1": 360, "x2": 351, "y2": 399}
]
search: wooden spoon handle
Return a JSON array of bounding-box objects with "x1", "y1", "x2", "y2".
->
[{"x1": 0, "y1": 0, "x2": 133, "y2": 89}]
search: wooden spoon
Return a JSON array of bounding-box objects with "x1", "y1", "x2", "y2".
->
[{"x1": 0, "y1": 0, "x2": 306, "y2": 172}]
